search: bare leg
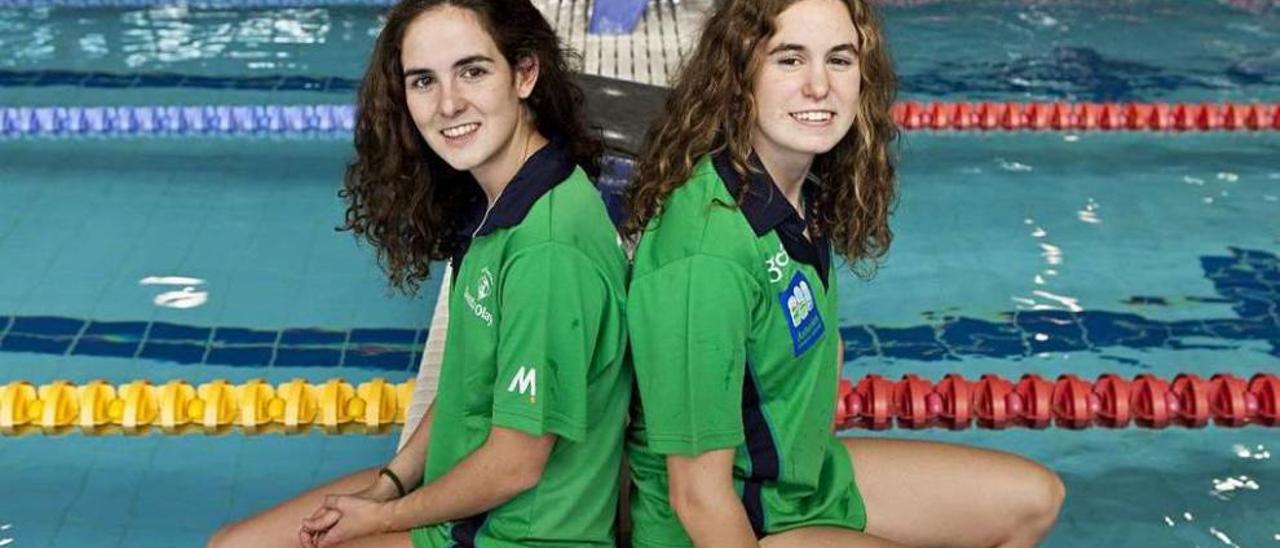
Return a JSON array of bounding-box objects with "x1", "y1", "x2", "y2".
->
[
  {"x1": 330, "y1": 532, "x2": 414, "y2": 547},
  {"x1": 762, "y1": 526, "x2": 907, "y2": 547},
  {"x1": 845, "y1": 437, "x2": 1065, "y2": 548},
  {"x1": 208, "y1": 466, "x2": 380, "y2": 548}
]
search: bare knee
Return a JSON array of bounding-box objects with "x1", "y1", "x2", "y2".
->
[
  {"x1": 1029, "y1": 467, "x2": 1066, "y2": 528},
  {"x1": 1004, "y1": 465, "x2": 1065, "y2": 546},
  {"x1": 207, "y1": 520, "x2": 246, "y2": 548},
  {"x1": 206, "y1": 524, "x2": 230, "y2": 548}
]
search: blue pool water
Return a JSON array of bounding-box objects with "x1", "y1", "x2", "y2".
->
[
  {"x1": 1, "y1": 0, "x2": 1278, "y2": 104},
  {"x1": 2, "y1": 1, "x2": 1279, "y2": 547}
]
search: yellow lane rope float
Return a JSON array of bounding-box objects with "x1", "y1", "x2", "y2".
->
[{"x1": 0, "y1": 378, "x2": 412, "y2": 435}]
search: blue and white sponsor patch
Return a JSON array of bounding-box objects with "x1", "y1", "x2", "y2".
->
[{"x1": 778, "y1": 271, "x2": 824, "y2": 356}]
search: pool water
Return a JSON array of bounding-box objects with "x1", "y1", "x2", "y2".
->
[
  {"x1": 1, "y1": 0, "x2": 1277, "y2": 103},
  {"x1": 2, "y1": 0, "x2": 1278, "y2": 546}
]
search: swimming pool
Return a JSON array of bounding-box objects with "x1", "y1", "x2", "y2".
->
[
  {"x1": 3, "y1": 0, "x2": 1278, "y2": 99},
  {"x1": 2, "y1": 0, "x2": 1278, "y2": 546}
]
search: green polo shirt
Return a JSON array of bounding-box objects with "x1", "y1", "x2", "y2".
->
[
  {"x1": 626, "y1": 152, "x2": 865, "y2": 546},
  {"x1": 411, "y1": 141, "x2": 630, "y2": 547}
]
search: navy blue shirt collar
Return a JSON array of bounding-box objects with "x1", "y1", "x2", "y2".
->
[
  {"x1": 451, "y1": 138, "x2": 577, "y2": 273},
  {"x1": 712, "y1": 149, "x2": 830, "y2": 288},
  {"x1": 461, "y1": 137, "x2": 577, "y2": 239}
]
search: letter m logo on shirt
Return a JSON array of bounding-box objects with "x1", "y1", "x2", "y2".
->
[{"x1": 507, "y1": 366, "x2": 537, "y2": 400}]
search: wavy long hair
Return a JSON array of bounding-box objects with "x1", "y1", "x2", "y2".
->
[
  {"x1": 623, "y1": 0, "x2": 898, "y2": 276},
  {"x1": 341, "y1": 0, "x2": 602, "y2": 295}
]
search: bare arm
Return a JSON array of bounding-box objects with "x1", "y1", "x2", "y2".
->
[
  {"x1": 380, "y1": 425, "x2": 556, "y2": 531},
  {"x1": 666, "y1": 449, "x2": 759, "y2": 548},
  {"x1": 347, "y1": 402, "x2": 436, "y2": 502},
  {"x1": 372, "y1": 401, "x2": 436, "y2": 498}
]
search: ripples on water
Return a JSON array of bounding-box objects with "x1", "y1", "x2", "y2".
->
[{"x1": 1, "y1": 1, "x2": 1276, "y2": 100}]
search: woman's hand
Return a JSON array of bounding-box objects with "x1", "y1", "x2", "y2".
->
[
  {"x1": 296, "y1": 476, "x2": 400, "y2": 547},
  {"x1": 300, "y1": 494, "x2": 394, "y2": 548},
  {"x1": 297, "y1": 503, "x2": 341, "y2": 548}
]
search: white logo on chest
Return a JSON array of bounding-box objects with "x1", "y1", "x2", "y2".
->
[
  {"x1": 765, "y1": 243, "x2": 790, "y2": 284},
  {"x1": 464, "y1": 267, "x2": 495, "y2": 326}
]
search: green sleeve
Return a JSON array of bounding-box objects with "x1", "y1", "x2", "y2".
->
[
  {"x1": 492, "y1": 244, "x2": 609, "y2": 442},
  {"x1": 628, "y1": 254, "x2": 758, "y2": 455}
]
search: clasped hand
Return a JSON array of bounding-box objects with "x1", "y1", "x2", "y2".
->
[{"x1": 298, "y1": 485, "x2": 396, "y2": 547}]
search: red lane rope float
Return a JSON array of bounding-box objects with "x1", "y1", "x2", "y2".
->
[
  {"x1": 891, "y1": 102, "x2": 1280, "y2": 132},
  {"x1": 835, "y1": 373, "x2": 1280, "y2": 430}
]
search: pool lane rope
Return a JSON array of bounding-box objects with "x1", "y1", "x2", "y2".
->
[
  {"x1": 835, "y1": 372, "x2": 1280, "y2": 431},
  {"x1": 1, "y1": 373, "x2": 1276, "y2": 435},
  {"x1": 0, "y1": 378, "x2": 408, "y2": 435},
  {"x1": 893, "y1": 101, "x2": 1280, "y2": 132},
  {"x1": 2, "y1": 102, "x2": 1278, "y2": 139}
]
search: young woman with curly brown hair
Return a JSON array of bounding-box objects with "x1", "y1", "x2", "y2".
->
[
  {"x1": 209, "y1": 0, "x2": 628, "y2": 546},
  {"x1": 623, "y1": 0, "x2": 1065, "y2": 546}
]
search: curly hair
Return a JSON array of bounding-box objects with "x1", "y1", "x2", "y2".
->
[
  {"x1": 340, "y1": 0, "x2": 603, "y2": 295},
  {"x1": 623, "y1": 0, "x2": 898, "y2": 277}
]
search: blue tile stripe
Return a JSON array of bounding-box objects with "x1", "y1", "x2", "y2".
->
[
  {"x1": 0, "y1": 248, "x2": 1276, "y2": 369},
  {"x1": 349, "y1": 328, "x2": 418, "y2": 345},
  {"x1": 280, "y1": 328, "x2": 347, "y2": 346},
  {"x1": 82, "y1": 320, "x2": 148, "y2": 338},
  {"x1": 838, "y1": 247, "x2": 1280, "y2": 363},
  {"x1": 150, "y1": 322, "x2": 212, "y2": 342},
  {"x1": 0, "y1": 316, "x2": 425, "y2": 371},
  {"x1": 213, "y1": 327, "x2": 277, "y2": 345},
  {"x1": 10, "y1": 316, "x2": 84, "y2": 337}
]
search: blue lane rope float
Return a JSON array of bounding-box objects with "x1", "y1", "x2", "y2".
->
[{"x1": 0, "y1": 105, "x2": 355, "y2": 139}]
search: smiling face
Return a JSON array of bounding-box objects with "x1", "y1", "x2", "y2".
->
[
  {"x1": 751, "y1": 0, "x2": 861, "y2": 169},
  {"x1": 399, "y1": 5, "x2": 538, "y2": 177}
]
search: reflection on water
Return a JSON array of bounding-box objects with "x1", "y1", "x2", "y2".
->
[
  {"x1": 139, "y1": 275, "x2": 208, "y2": 309},
  {"x1": 120, "y1": 7, "x2": 331, "y2": 69},
  {"x1": 2, "y1": 0, "x2": 1275, "y2": 99},
  {"x1": 0, "y1": 7, "x2": 54, "y2": 64},
  {"x1": 1211, "y1": 475, "x2": 1259, "y2": 500},
  {"x1": 1160, "y1": 511, "x2": 1249, "y2": 548},
  {"x1": 1076, "y1": 197, "x2": 1100, "y2": 224},
  {"x1": 1233, "y1": 444, "x2": 1271, "y2": 460},
  {"x1": 0, "y1": 6, "x2": 354, "y2": 73},
  {"x1": 1013, "y1": 217, "x2": 1084, "y2": 315},
  {"x1": 1208, "y1": 526, "x2": 1244, "y2": 548}
]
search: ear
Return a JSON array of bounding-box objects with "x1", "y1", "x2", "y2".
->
[{"x1": 513, "y1": 55, "x2": 540, "y2": 99}]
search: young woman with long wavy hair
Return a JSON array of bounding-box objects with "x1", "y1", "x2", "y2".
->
[
  {"x1": 209, "y1": 0, "x2": 628, "y2": 546},
  {"x1": 623, "y1": 0, "x2": 1065, "y2": 546}
]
